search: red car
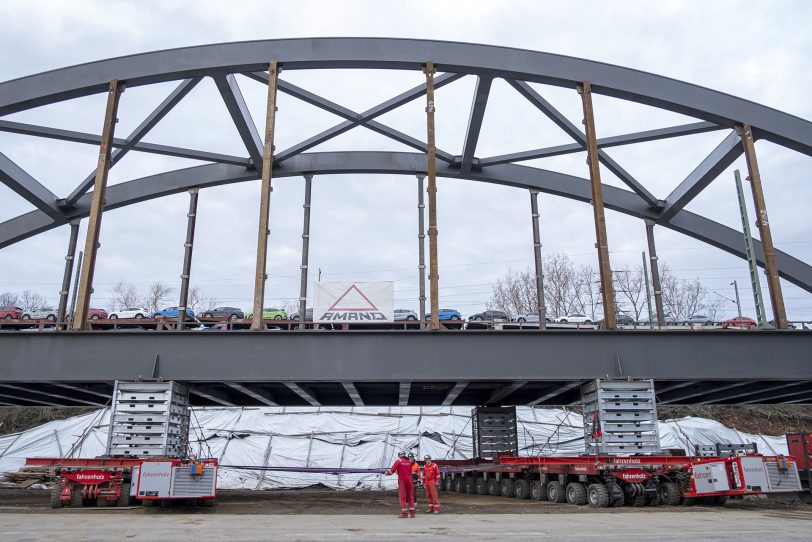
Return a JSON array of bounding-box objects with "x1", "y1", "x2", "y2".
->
[
  {"x1": 720, "y1": 316, "x2": 757, "y2": 329},
  {"x1": 87, "y1": 308, "x2": 109, "y2": 320},
  {"x1": 0, "y1": 306, "x2": 23, "y2": 319}
]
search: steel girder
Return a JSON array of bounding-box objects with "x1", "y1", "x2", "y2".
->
[
  {"x1": 1, "y1": 38, "x2": 811, "y2": 290},
  {"x1": 2, "y1": 151, "x2": 811, "y2": 293}
]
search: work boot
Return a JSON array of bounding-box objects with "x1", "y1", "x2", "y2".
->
[
  {"x1": 410, "y1": 511, "x2": 416, "y2": 518},
  {"x1": 433, "y1": 510, "x2": 439, "y2": 514}
]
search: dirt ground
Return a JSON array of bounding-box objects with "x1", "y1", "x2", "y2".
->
[{"x1": 0, "y1": 486, "x2": 806, "y2": 515}]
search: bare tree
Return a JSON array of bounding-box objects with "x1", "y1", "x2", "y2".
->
[
  {"x1": 488, "y1": 268, "x2": 535, "y2": 318},
  {"x1": 142, "y1": 282, "x2": 173, "y2": 313},
  {"x1": 614, "y1": 265, "x2": 647, "y2": 321},
  {"x1": 112, "y1": 280, "x2": 140, "y2": 310},
  {"x1": 0, "y1": 291, "x2": 19, "y2": 307},
  {"x1": 704, "y1": 295, "x2": 726, "y2": 322},
  {"x1": 574, "y1": 265, "x2": 601, "y2": 320},
  {"x1": 18, "y1": 290, "x2": 46, "y2": 311},
  {"x1": 188, "y1": 287, "x2": 219, "y2": 314}
]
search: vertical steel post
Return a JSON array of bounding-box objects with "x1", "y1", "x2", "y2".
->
[
  {"x1": 72, "y1": 80, "x2": 123, "y2": 330},
  {"x1": 417, "y1": 174, "x2": 427, "y2": 329},
  {"x1": 732, "y1": 279, "x2": 743, "y2": 322},
  {"x1": 529, "y1": 189, "x2": 547, "y2": 329},
  {"x1": 642, "y1": 251, "x2": 654, "y2": 330},
  {"x1": 251, "y1": 60, "x2": 280, "y2": 331},
  {"x1": 644, "y1": 219, "x2": 665, "y2": 328},
  {"x1": 57, "y1": 220, "x2": 80, "y2": 329},
  {"x1": 737, "y1": 124, "x2": 788, "y2": 329},
  {"x1": 424, "y1": 61, "x2": 440, "y2": 331},
  {"x1": 578, "y1": 81, "x2": 616, "y2": 329},
  {"x1": 734, "y1": 169, "x2": 768, "y2": 327},
  {"x1": 67, "y1": 251, "x2": 83, "y2": 330},
  {"x1": 177, "y1": 188, "x2": 199, "y2": 330},
  {"x1": 298, "y1": 174, "x2": 313, "y2": 330}
]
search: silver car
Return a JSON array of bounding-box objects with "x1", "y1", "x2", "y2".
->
[
  {"x1": 394, "y1": 309, "x2": 418, "y2": 321},
  {"x1": 21, "y1": 307, "x2": 58, "y2": 321},
  {"x1": 515, "y1": 312, "x2": 551, "y2": 323}
]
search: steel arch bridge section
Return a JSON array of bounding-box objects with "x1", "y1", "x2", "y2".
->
[{"x1": 0, "y1": 38, "x2": 810, "y2": 291}]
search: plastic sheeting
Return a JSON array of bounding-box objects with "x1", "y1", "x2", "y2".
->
[{"x1": 0, "y1": 407, "x2": 789, "y2": 490}]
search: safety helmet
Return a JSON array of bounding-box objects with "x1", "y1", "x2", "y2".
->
[
  {"x1": 407, "y1": 452, "x2": 415, "y2": 459},
  {"x1": 424, "y1": 455, "x2": 432, "y2": 460},
  {"x1": 398, "y1": 451, "x2": 406, "y2": 457}
]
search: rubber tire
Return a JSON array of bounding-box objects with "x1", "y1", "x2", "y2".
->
[
  {"x1": 487, "y1": 479, "x2": 499, "y2": 496},
  {"x1": 50, "y1": 484, "x2": 63, "y2": 508},
  {"x1": 514, "y1": 479, "x2": 531, "y2": 500},
  {"x1": 560, "y1": 319, "x2": 568, "y2": 323},
  {"x1": 475, "y1": 478, "x2": 488, "y2": 495},
  {"x1": 274, "y1": 315, "x2": 282, "y2": 320},
  {"x1": 547, "y1": 481, "x2": 566, "y2": 503},
  {"x1": 453, "y1": 477, "x2": 465, "y2": 493},
  {"x1": 473, "y1": 316, "x2": 483, "y2": 321},
  {"x1": 110, "y1": 314, "x2": 118, "y2": 319},
  {"x1": 681, "y1": 497, "x2": 696, "y2": 506},
  {"x1": 587, "y1": 483, "x2": 610, "y2": 508},
  {"x1": 135, "y1": 314, "x2": 144, "y2": 319},
  {"x1": 499, "y1": 478, "x2": 516, "y2": 498},
  {"x1": 518, "y1": 318, "x2": 526, "y2": 323},
  {"x1": 47, "y1": 314, "x2": 56, "y2": 321},
  {"x1": 450, "y1": 315, "x2": 460, "y2": 320},
  {"x1": 91, "y1": 314, "x2": 100, "y2": 320},
  {"x1": 160, "y1": 499, "x2": 172, "y2": 508},
  {"x1": 530, "y1": 480, "x2": 545, "y2": 501},
  {"x1": 70, "y1": 485, "x2": 83, "y2": 508},
  {"x1": 629, "y1": 494, "x2": 646, "y2": 507},
  {"x1": 118, "y1": 482, "x2": 131, "y2": 507},
  {"x1": 442, "y1": 476, "x2": 451, "y2": 492},
  {"x1": 465, "y1": 477, "x2": 476, "y2": 494},
  {"x1": 566, "y1": 482, "x2": 587, "y2": 505},
  {"x1": 585, "y1": 320, "x2": 593, "y2": 325},
  {"x1": 204, "y1": 313, "x2": 213, "y2": 318},
  {"x1": 229, "y1": 314, "x2": 239, "y2": 321},
  {"x1": 407, "y1": 315, "x2": 416, "y2": 320},
  {"x1": 658, "y1": 481, "x2": 681, "y2": 506},
  {"x1": 645, "y1": 492, "x2": 660, "y2": 506},
  {"x1": 22, "y1": 314, "x2": 30, "y2": 320},
  {"x1": 4, "y1": 315, "x2": 11, "y2": 319},
  {"x1": 715, "y1": 496, "x2": 729, "y2": 505}
]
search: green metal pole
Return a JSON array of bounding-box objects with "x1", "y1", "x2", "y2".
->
[
  {"x1": 734, "y1": 169, "x2": 768, "y2": 328},
  {"x1": 642, "y1": 251, "x2": 654, "y2": 329}
]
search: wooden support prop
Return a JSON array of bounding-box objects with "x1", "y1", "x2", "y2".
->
[
  {"x1": 424, "y1": 61, "x2": 440, "y2": 331},
  {"x1": 578, "y1": 81, "x2": 616, "y2": 330},
  {"x1": 72, "y1": 80, "x2": 123, "y2": 330},
  {"x1": 251, "y1": 60, "x2": 279, "y2": 331},
  {"x1": 529, "y1": 189, "x2": 547, "y2": 329}
]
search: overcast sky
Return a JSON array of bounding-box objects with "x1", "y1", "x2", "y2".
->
[{"x1": 0, "y1": 0, "x2": 810, "y2": 320}]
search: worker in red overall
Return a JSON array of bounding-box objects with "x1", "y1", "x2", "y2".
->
[
  {"x1": 385, "y1": 451, "x2": 415, "y2": 517},
  {"x1": 421, "y1": 455, "x2": 441, "y2": 514}
]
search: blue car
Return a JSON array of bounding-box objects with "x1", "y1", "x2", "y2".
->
[
  {"x1": 152, "y1": 306, "x2": 196, "y2": 319},
  {"x1": 424, "y1": 308, "x2": 462, "y2": 320}
]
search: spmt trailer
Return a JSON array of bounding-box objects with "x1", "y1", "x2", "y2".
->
[{"x1": 25, "y1": 381, "x2": 218, "y2": 508}]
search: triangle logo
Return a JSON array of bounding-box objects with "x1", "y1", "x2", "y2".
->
[{"x1": 328, "y1": 284, "x2": 379, "y2": 312}]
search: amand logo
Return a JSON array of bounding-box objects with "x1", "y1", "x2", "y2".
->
[{"x1": 319, "y1": 284, "x2": 387, "y2": 321}]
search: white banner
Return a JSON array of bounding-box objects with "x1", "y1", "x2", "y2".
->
[{"x1": 314, "y1": 282, "x2": 394, "y2": 323}]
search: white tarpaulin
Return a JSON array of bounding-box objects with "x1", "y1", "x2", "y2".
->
[
  {"x1": 314, "y1": 282, "x2": 394, "y2": 323},
  {"x1": 0, "y1": 407, "x2": 788, "y2": 490}
]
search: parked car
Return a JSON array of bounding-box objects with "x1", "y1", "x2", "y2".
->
[
  {"x1": 87, "y1": 307, "x2": 108, "y2": 320},
  {"x1": 289, "y1": 308, "x2": 314, "y2": 321},
  {"x1": 200, "y1": 306, "x2": 244, "y2": 320},
  {"x1": 0, "y1": 306, "x2": 23, "y2": 319},
  {"x1": 637, "y1": 312, "x2": 677, "y2": 325},
  {"x1": 468, "y1": 310, "x2": 511, "y2": 322},
  {"x1": 424, "y1": 308, "x2": 461, "y2": 320},
  {"x1": 109, "y1": 307, "x2": 150, "y2": 319},
  {"x1": 596, "y1": 313, "x2": 636, "y2": 326},
  {"x1": 554, "y1": 313, "x2": 593, "y2": 324},
  {"x1": 245, "y1": 308, "x2": 288, "y2": 320},
  {"x1": 152, "y1": 306, "x2": 195, "y2": 319},
  {"x1": 394, "y1": 309, "x2": 418, "y2": 321},
  {"x1": 720, "y1": 316, "x2": 757, "y2": 329},
  {"x1": 21, "y1": 307, "x2": 58, "y2": 321},
  {"x1": 515, "y1": 312, "x2": 551, "y2": 324},
  {"x1": 682, "y1": 313, "x2": 714, "y2": 326}
]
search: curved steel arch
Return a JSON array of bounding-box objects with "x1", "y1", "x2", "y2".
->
[{"x1": 0, "y1": 38, "x2": 810, "y2": 291}]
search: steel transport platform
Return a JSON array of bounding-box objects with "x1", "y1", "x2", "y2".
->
[{"x1": 1, "y1": 329, "x2": 811, "y2": 407}]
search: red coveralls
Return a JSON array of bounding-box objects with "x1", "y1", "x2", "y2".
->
[
  {"x1": 387, "y1": 457, "x2": 415, "y2": 517},
  {"x1": 422, "y1": 462, "x2": 441, "y2": 513}
]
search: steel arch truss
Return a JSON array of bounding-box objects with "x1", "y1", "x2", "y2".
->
[{"x1": 1, "y1": 38, "x2": 811, "y2": 291}]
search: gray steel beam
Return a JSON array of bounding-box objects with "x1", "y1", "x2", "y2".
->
[
  {"x1": 214, "y1": 74, "x2": 263, "y2": 167},
  {"x1": 285, "y1": 382, "x2": 320, "y2": 406},
  {"x1": 459, "y1": 76, "x2": 492, "y2": 172},
  {"x1": 508, "y1": 80, "x2": 657, "y2": 206},
  {"x1": 65, "y1": 78, "x2": 201, "y2": 206},
  {"x1": 442, "y1": 382, "x2": 468, "y2": 406},
  {"x1": 0, "y1": 119, "x2": 248, "y2": 166},
  {"x1": 51, "y1": 382, "x2": 111, "y2": 399},
  {"x1": 702, "y1": 381, "x2": 809, "y2": 405},
  {"x1": 0, "y1": 384, "x2": 104, "y2": 406},
  {"x1": 226, "y1": 382, "x2": 278, "y2": 406},
  {"x1": 653, "y1": 381, "x2": 694, "y2": 395},
  {"x1": 0, "y1": 391, "x2": 62, "y2": 406},
  {"x1": 190, "y1": 386, "x2": 235, "y2": 406},
  {"x1": 342, "y1": 382, "x2": 364, "y2": 406},
  {"x1": 1, "y1": 151, "x2": 811, "y2": 294},
  {"x1": 486, "y1": 381, "x2": 526, "y2": 405},
  {"x1": 783, "y1": 395, "x2": 812, "y2": 404},
  {"x1": 659, "y1": 131, "x2": 743, "y2": 221},
  {"x1": 399, "y1": 382, "x2": 410, "y2": 406},
  {"x1": 527, "y1": 381, "x2": 583, "y2": 406},
  {"x1": 659, "y1": 381, "x2": 751, "y2": 404},
  {"x1": 0, "y1": 151, "x2": 62, "y2": 219},
  {"x1": 56, "y1": 220, "x2": 80, "y2": 329},
  {"x1": 739, "y1": 384, "x2": 812, "y2": 404}
]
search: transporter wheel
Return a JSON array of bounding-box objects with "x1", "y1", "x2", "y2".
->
[
  {"x1": 566, "y1": 483, "x2": 587, "y2": 505},
  {"x1": 117, "y1": 482, "x2": 132, "y2": 507},
  {"x1": 499, "y1": 478, "x2": 515, "y2": 498},
  {"x1": 658, "y1": 481, "x2": 681, "y2": 506},
  {"x1": 487, "y1": 479, "x2": 500, "y2": 496},
  {"x1": 645, "y1": 492, "x2": 660, "y2": 506},
  {"x1": 547, "y1": 481, "x2": 566, "y2": 503},
  {"x1": 530, "y1": 480, "x2": 546, "y2": 501},
  {"x1": 587, "y1": 484, "x2": 610, "y2": 508},
  {"x1": 514, "y1": 479, "x2": 531, "y2": 500},
  {"x1": 465, "y1": 477, "x2": 477, "y2": 494},
  {"x1": 50, "y1": 484, "x2": 64, "y2": 508},
  {"x1": 475, "y1": 478, "x2": 488, "y2": 495},
  {"x1": 453, "y1": 477, "x2": 465, "y2": 493},
  {"x1": 681, "y1": 497, "x2": 696, "y2": 506},
  {"x1": 608, "y1": 483, "x2": 625, "y2": 507},
  {"x1": 439, "y1": 476, "x2": 448, "y2": 492},
  {"x1": 70, "y1": 485, "x2": 83, "y2": 508}
]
